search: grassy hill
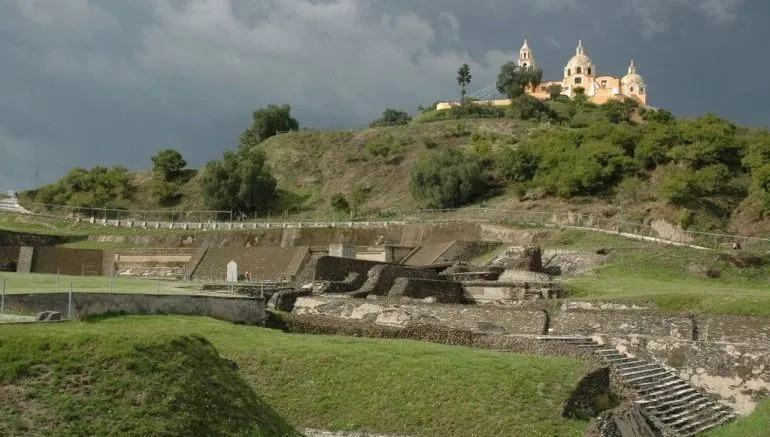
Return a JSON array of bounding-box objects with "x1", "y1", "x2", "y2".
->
[
  {"x1": 0, "y1": 315, "x2": 592, "y2": 436},
  {"x1": 0, "y1": 326, "x2": 299, "y2": 436},
  {"x1": 17, "y1": 97, "x2": 770, "y2": 237}
]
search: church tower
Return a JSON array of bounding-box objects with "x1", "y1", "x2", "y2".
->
[{"x1": 518, "y1": 38, "x2": 536, "y2": 69}]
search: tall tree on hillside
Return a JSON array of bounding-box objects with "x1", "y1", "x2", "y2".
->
[
  {"x1": 496, "y1": 62, "x2": 543, "y2": 99},
  {"x1": 202, "y1": 149, "x2": 277, "y2": 214},
  {"x1": 239, "y1": 104, "x2": 299, "y2": 152},
  {"x1": 151, "y1": 148, "x2": 187, "y2": 180},
  {"x1": 457, "y1": 63, "x2": 472, "y2": 102}
]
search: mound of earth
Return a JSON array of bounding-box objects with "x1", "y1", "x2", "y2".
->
[{"x1": 0, "y1": 332, "x2": 299, "y2": 436}]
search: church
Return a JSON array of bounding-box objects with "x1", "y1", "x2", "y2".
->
[
  {"x1": 436, "y1": 39, "x2": 647, "y2": 110},
  {"x1": 523, "y1": 39, "x2": 647, "y2": 105}
]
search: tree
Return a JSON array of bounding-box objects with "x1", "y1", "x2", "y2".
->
[
  {"x1": 410, "y1": 149, "x2": 486, "y2": 208},
  {"x1": 202, "y1": 149, "x2": 277, "y2": 214},
  {"x1": 457, "y1": 63, "x2": 472, "y2": 102},
  {"x1": 369, "y1": 109, "x2": 411, "y2": 127},
  {"x1": 238, "y1": 104, "x2": 299, "y2": 151},
  {"x1": 601, "y1": 98, "x2": 639, "y2": 124},
  {"x1": 509, "y1": 95, "x2": 557, "y2": 121},
  {"x1": 496, "y1": 62, "x2": 543, "y2": 99},
  {"x1": 546, "y1": 83, "x2": 563, "y2": 100},
  {"x1": 151, "y1": 148, "x2": 187, "y2": 180},
  {"x1": 330, "y1": 193, "x2": 350, "y2": 216}
]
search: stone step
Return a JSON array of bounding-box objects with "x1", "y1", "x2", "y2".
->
[
  {"x1": 634, "y1": 375, "x2": 679, "y2": 389},
  {"x1": 625, "y1": 370, "x2": 672, "y2": 383},
  {"x1": 664, "y1": 404, "x2": 725, "y2": 428},
  {"x1": 616, "y1": 363, "x2": 660, "y2": 373},
  {"x1": 649, "y1": 397, "x2": 711, "y2": 417},
  {"x1": 636, "y1": 378, "x2": 689, "y2": 394},
  {"x1": 606, "y1": 357, "x2": 640, "y2": 365},
  {"x1": 661, "y1": 403, "x2": 725, "y2": 423},
  {"x1": 679, "y1": 413, "x2": 735, "y2": 437},
  {"x1": 637, "y1": 382, "x2": 693, "y2": 400},
  {"x1": 675, "y1": 410, "x2": 733, "y2": 433},
  {"x1": 647, "y1": 392, "x2": 708, "y2": 412},
  {"x1": 639, "y1": 387, "x2": 698, "y2": 404}
]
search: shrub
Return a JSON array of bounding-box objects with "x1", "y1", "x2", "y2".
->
[
  {"x1": 499, "y1": 149, "x2": 539, "y2": 183},
  {"x1": 202, "y1": 149, "x2": 277, "y2": 214},
  {"x1": 330, "y1": 193, "x2": 350, "y2": 215},
  {"x1": 35, "y1": 166, "x2": 134, "y2": 208},
  {"x1": 509, "y1": 95, "x2": 557, "y2": 122},
  {"x1": 151, "y1": 149, "x2": 186, "y2": 180},
  {"x1": 370, "y1": 108, "x2": 411, "y2": 127},
  {"x1": 151, "y1": 179, "x2": 182, "y2": 206},
  {"x1": 410, "y1": 149, "x2": 486, "y2": 208}
]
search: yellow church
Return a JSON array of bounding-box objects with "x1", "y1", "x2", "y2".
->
[{"x1": 437, "y1": 39, "x2": 647, "y2": 110}]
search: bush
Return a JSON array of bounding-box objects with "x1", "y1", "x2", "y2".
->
[
  {"x1": 151, "y1": 179, "x2": 182, "y2": 206},
  {"x1": 151, "y1": 149, "x2": 186, "y2": 180},
  {"x1": 202, "y1": 149, "x2": 277, "y2": 214},
  {"x1": 370, "y1": 108, "x2": 411, "y2": 127},
  {"x1": 238, "y1": 104, "x2": 299, "y2": 151},
  {"x1": 499, "y1": 149, "x2": 539, "y2": 183},
  {"x1": 509, "y1": 95, "x2": 557, "y2": 122},
  {"x1": 35, "y1": 166, "x2": 134, "y2": 208},
  {"x1": 410, "y1": 149, "x2": 486, "y2": 208},
  {"x1": 330, "y1": 193, "x2": 350, "y2": 215}
]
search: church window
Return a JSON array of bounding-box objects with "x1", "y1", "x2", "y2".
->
[
  {"x1": 523, "y1": 63, "x2": 528, "y2": 67},
  {"x1": 576, "y1": 67, "x2": 582, "y2": 74},
  {"x1": 541, "y1": 86, "x2": 547, "y2": 91},
  {"x1": 640, "y1": 87, "x2": 644, "y2": 93},
  {"x1": 601, "y1": 80, "x2": 607, "y2": 88},
  {"x1": 588, "y1": 67, "x2": 592, "y2": 75},
  {"x1": 574, "y1": 77, "x2": 582, "y2": 85},
  {"x1": 567, "y1": 68, "x2": 571, "y2": 76},
  {"x1": 630, "y1": 86, "x2": 634, "y2": 92}
]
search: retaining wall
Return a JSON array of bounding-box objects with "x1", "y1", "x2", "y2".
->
[
  {"x1": 387, "y1": 278, "x2": 465, "y2": 303},
  {"x1": 3, "y1": 292, "x2": 264, "y2": 324},
  {"x1": 31, "y1": 247, "x2": 105, "y2": 276}
]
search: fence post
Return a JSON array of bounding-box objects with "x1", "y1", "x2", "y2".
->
[
  {"x1": 68, "y1": 283, "x2": 73, "y2": 320},
  {"x1": 1, "y1": 279, "x2": 5, "y2": 315},
  {"x1": 57, "y1": 269, "x2": 60, "y2": 293}
]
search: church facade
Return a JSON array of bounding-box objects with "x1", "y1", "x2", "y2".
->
[{"x1": 436, "y1": 39, "x2": 647, "y2": 110}]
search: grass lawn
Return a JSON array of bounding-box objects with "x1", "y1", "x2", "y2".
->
[
  {"x1": 0, "y1": 316, "x2": 591, "y2": 436},
  {"x1": 553, "y1": 230, "x2": 770, "y2": 316},
  {"x1": 0, "y1": 272, "x2": 199, "y2": 295},
  {"x1": 705, "y1": 398, "x2": 770, "y2": 436}
]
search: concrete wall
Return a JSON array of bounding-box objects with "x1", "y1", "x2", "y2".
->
[
  {"x1": 4, "y1": 292, "x2": 264, "y2": 324},
  {"x1": 0, "y1": 230, "x2": 80, "y2": 246},
  {"x1": 192, "y1": 246, "x2": 309, "y2": 281}
]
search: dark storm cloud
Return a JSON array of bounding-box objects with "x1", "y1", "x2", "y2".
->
[{"x1": 0, "y1": 0, "x2": 765, "y2": 190}]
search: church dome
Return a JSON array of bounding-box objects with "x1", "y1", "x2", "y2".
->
[
  {"x1": 621, "y1": 61, "x2": 644, "y2": 84},
  {"x1": 564, "y1": 41, "x2": 594, "y2": 76},
  {"x1": 621, "y1": 61, "x2": 645, "y2": 93}
]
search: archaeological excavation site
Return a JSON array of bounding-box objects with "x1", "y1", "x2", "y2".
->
[{"x1": 2, "y1": 219, "x2": 768, "y2": 437}]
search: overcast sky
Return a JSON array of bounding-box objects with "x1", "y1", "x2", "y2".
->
[{"x1": 1, "y1": 0, "x2": 767, "y2": 191}]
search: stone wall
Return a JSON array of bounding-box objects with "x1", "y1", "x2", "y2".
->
[
  {"x1": 605, "y1": 336, "x2": 770, "y2": 415},
  {"x1": 351, "y1": 264, "x2": 438, "y2": 297},
  {"x1": 4, "y1": 292, "x2": 264, "y2": 324},
  {"x1": 314, "y1": 256, "x2": 384, "y2": 282},
  {"x1": 464, "y1": 281, "x2": 567, "y2": 303},
  {"x1": 31, "y1": 247, "x2": 105, "y2": 276},
  {"x1": 387, "y1": 278, "x2": 465, "y2": 303},
  {"x1": 0, "y1": 246, "x2": 19, "y2": 271},
  {"x1": 551, "y1": 309, "x2": 693, "y2": 339},
  {"x1": 0, "y1": 230, "x2": 79, "y2": 246},
  {"x1": 293, "y1": 295, "x2": 547, "y2": 334}
]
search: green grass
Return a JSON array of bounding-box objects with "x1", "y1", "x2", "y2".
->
[
  {"x1": 0, "y1": 316, "x2": 592, "y2": 436},
  {"x1": 0, "y1": 272, "x2": 198, "y2": 295},
  {"x1": 0, "y1": 322, "x2": 299, "y2": 436},
  {"x1": 558, "y1": 230, "x2": 770, "y2": 316},
  {"x1": 705, "y1": 398, "x2": 770, "y2": 436}
]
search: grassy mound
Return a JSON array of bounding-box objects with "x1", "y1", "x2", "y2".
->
[
  {"x1": 548, "y1": 229, "x2": 770, "y2": 316},
  {"x1": 0, "y1": 329, "x2": 299, "y2": 436},
  {"x1": 705, "y1": 398, "x2": 770, "y2": 436},
  {"x1": 0, "y1": 316, "x2": 591, "y2": 436}
]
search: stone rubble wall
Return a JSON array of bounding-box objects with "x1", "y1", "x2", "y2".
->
[{"x1": 4, "y1": 292, "x2": 264, "y2": 325}]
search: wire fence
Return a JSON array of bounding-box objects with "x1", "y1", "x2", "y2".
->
[{"x1": 7, "y1": 201, "x2": 770, "y2": 253}]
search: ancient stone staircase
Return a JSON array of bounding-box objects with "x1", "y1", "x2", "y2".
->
[{"x1": 539, "y1": 336, "x2": 735, "y2": 436}]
